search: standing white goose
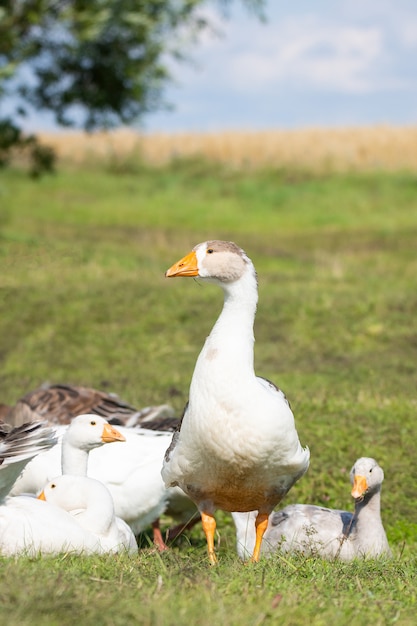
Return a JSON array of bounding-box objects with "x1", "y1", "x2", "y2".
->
[
  {"x1": 38, "y1": 475, "x2": 137, "y2": 554},
  {"x1": 232, "y1": 457, "x2": 391, "y2": 561},
  {"x1": 162, "y1": 240, "x2": 310, "y2": 563}
]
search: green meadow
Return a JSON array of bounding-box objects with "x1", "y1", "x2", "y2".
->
[{"x1": 0, "y1": 162, "x2": 417, "y2": 625}]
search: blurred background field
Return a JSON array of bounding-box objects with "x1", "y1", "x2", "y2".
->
[{"x1": 37, "y1": 125, "x2": 417, "y2": 173}]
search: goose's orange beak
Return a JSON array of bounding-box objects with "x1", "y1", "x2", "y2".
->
[
  {"x1": 37, "y1": 490, "x2": 46, "y2": 501},
  {"x1": 101, "y1": 422, "x2": 126, "y2": 443},
  {"x1": 165, "y1": 250, "x2": 199, "y2": 277},
  {"x1": 351, "y1": 475, "x2": 368, "y2": 499}
]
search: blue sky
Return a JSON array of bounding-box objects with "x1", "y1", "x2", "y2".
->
[{"x1": 20, "y1": 0, "x2": 417, "y2": 132}]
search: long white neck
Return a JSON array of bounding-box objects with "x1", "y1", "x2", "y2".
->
[
  {"x1": 354, "y1": 489, "x2": 382, "y2": 527},
  {"x1": 72, "y1": 484, "x2": 115, "y2": 537},
  {"x1": 61, "y1": 440, "x2": 89, "y2": 476},
  {"x1": 192, "y1": 266, "x2": 258, "y2": 385},
  {"x1": 353, "y1": 488, "x2": 390, "y2": 553}
]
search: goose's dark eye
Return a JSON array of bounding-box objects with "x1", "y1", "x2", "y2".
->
[
  {"x1": 90, "y1": 421, "x2": 96, "y2": 426},
  {"x1": 51, "y1": 483, "x2": 56, "y2": 489},
  {"x1": 207, "y1": 249, "x2": 214, "y2": 254},
  {"x1": 369, "y1": 468, "x2": 373, "y2": 473}
]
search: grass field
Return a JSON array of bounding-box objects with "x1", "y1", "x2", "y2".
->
[{"x1": 1, "y1": 154, "x2": 417, "y2": 625}]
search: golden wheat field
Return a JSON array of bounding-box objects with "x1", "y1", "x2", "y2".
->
[{"x1": 37, "y1": 125, "x2": 417, "y2": 172}]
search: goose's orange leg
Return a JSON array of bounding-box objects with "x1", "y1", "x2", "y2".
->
[
  {"x1": 251, "y1": 513, "x2": 269, "y2": 562},
  {"x1": 201, "y1": 512, "x2": 218, "y2": 565},
  {"x1": 152, "y1": 519, "x2": 168, "y2": 551}
]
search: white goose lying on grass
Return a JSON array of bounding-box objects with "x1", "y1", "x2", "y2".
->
[
  {"x1": 0, "y1": 474, "x2": 136, "y2": 556},
  {"x1": 1, "y1": 490, "x2": 103, "y2": 556},
  {"x1": 38, "y1": 475, "x2": 137, "y2": 555},
  {"x1": 10, "y1": 414, "x2": 197, "y2": 549},
  {"x1": 232, "y1": 457, "x2": 391, "y2": 561},
  {"x1": 162, "y1": 240, "x2": 310, "y2": 563}
]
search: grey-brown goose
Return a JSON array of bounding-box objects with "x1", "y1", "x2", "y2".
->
[
  {"x1": 232, "y1": 457, "x2": 391, "y2": 561},
  {"x1": 4, "y1": 383, "x2": 177, "y2": 430}
]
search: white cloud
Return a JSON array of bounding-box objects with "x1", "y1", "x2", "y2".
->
[
  {"x1": 173, "y1": 0, "x2": 417, "y2": 96},
  {"x1": 401, "y1": 20, "x2": 417, "y2": 47},
  {"x1": 200, "y1": 16, "x2": 388, "y2": 94}
]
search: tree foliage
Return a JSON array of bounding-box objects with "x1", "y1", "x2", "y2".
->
[{"x1": 0, "y1": 0, "x2": 264, "y2": 173}]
